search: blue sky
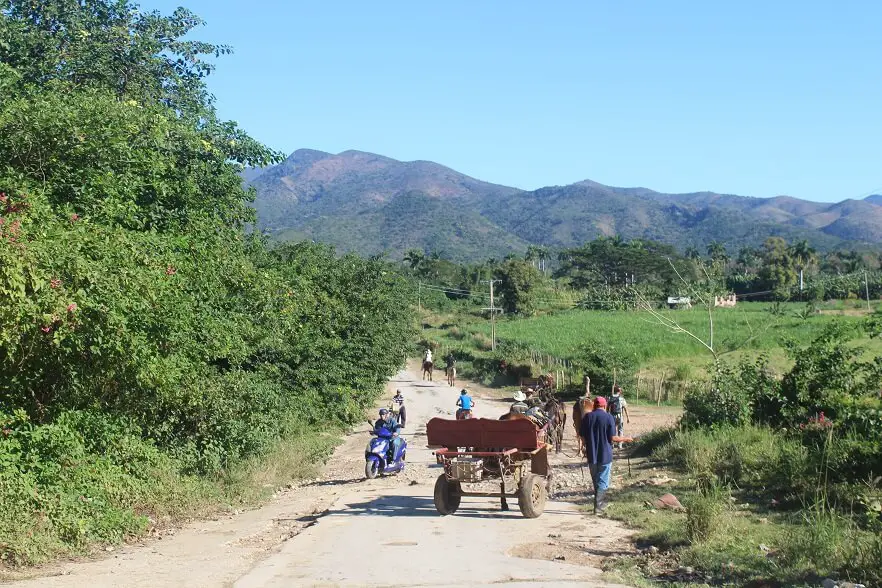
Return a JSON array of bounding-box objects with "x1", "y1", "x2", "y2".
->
[{"x1": 144, "y1": 0, "x2": 880, "y2": 202}]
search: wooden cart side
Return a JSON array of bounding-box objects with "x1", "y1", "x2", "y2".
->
[{"x1": 426, "y1": 417, "x2": 543, "y2": 451}]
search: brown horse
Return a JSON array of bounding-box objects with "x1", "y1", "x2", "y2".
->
[
  {"x1": 572, "y1": 396, "x2": 593, "y2": 457},
  {"x1": 543, "y1": 397, "x2": 566, "y2": 454},
  {"x1": 422, "y1": 360, "x2": 433, "y2": 381},
  {"x1": 446, "y1": 364, "x2": 456, "y2": 387}
]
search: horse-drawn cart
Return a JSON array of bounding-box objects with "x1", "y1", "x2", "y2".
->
[{"x1": 426, "y1": 417, "x2": 551, "y2": 518}]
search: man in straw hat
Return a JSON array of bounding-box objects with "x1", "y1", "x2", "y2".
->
[{"x1": 511, "y1": 390, "x2": 529, "y2": 413}]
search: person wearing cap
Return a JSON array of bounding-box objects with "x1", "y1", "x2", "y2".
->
[
  {"x1": 374, "y1": 408, "x2": 402, "y2": 454},
  {"x1": 524, "y1": 387, "x2": 543, "y2": 408},
  {"x1": 579, "y1": 396, "x2": 634, "y2": 513},
  {"x1": 455, "y1": 388, "x2": 474, "y2": 419}
]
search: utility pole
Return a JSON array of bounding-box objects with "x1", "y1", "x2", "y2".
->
[
  {"x1": 864, "y1": 270, "x2": 871, "y2": 311},
  {"x1": 481, "y1": 279, "x2": 501, "y2": 351}
]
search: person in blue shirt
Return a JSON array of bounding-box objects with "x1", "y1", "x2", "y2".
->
[
  {"x1": 374, "y1": 408, "x2": 403, "y2": 455},
  {"x1": 455, "y1": 389, "x2": 475, "y2": 419},
  {"x1": 579, "y1": 396, "x2": 634, "y2": 513}
]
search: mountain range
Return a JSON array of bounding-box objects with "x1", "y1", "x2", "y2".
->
[{"x1": 246, "y1": 149, "x2": 882, "y2": 261}]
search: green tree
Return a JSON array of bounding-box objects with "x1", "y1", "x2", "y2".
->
[
  {"x1": 736, "y1": 246, "x2": 762, "y2": 274},
  {"x1": 535, "y1": 245, "x2": 551, "y2": 275},
  {"x1": 0, "y1": 0, "x2": 414, "y2": 473},
  {"x1": 788, "y1": 240, "x2": 818, "y2": 293},
  {"x1": 758, "y1": 237, "x2": 797, "y2": 299},
  {"x1": 494, "y1": 259, "x2": 542, "y2": 315},
  {"x1": 685, "y1": 245, "x2": 702, "y2": 260},
  {"x1": 403, "y1": 248, "x2": 425, "y2": 270},
  {"x1": 707, "y1": 241, "x2": 729, "y2": 264}
]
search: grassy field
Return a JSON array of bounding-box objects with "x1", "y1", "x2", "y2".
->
[
  {"x1": 422, "y1": 300, "x2": 882, "y2": 383},
  {"x1": 601, "y1": 426, "x2": 882, "y2": 587}
]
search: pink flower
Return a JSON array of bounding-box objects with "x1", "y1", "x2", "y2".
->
[
  {"x1": 50, "y1": 278, "x2": 62, "y2": 289},
  {"x1": 66, "y1": 303, "x2": 77, "y2": 312},
  {"x1": 165, "y1": 265, "x2": 176, "y2": 276},
  {"x1": 70, "y1": 213, "x2": 80, "y2": 222},
  {"x1": 41, "y1": 326, "x2": 51, "y2": 333}
]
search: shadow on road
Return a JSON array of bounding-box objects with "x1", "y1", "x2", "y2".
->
[
  {"x1": 326, "y1": 495, "x2": 575, "y2": 520},
  {"x1": 303, "y1": 478, "x2": 364, "y2": 488}
]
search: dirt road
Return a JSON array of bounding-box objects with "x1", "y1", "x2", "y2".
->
[{"x1": 11, "y1": 368, "x2": 639, "y2": 587}]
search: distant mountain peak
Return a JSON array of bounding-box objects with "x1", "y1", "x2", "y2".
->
[
  {"x1": 246, "y1": 148, "x2": 880, "y2": 259},
  {"x1": 287, "y1": 148, "x2": 332, "y2": 164}
]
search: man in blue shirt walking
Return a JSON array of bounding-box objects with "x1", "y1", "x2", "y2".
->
[{"x1": 579, "y1": 396, "x2": 634, "y2": 513}]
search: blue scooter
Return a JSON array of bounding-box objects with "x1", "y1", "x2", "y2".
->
[{"x1": 364, "y1": 426, "x2": 407, "y2": 479}]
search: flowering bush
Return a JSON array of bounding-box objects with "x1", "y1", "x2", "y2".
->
[{"x1": 799, "y1": 411, "x2": 833, "y2": 432}]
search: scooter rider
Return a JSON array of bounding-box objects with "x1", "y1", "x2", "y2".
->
[
  {"x1": 374, "y1": 408, "x2": 402, "y2": 455},
  {"x1": 456, "y1": 388, "x2": 475, "y2": 419}
]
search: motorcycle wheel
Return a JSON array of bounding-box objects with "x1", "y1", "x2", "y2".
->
[{"x1": 364, "y1": 459, "x2": 380, "y2": 479}]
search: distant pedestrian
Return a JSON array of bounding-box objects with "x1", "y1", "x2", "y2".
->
[
  {"x1": 608, "y1": 385, "x2": 630, "y2": 448},
  {"x1": 579, "y1": 396, "x2": 634, "y2": 513},
  {"x1": 392, "y1": 389, "x2": 406, "y2": 427}
]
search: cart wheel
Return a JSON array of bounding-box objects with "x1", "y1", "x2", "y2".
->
[
  {"x1": 433, "y1": 474, "x2": 461, "y2": 515},
  {"x1": 517, "y1": 474, "x2": 547, "y2": 518}
]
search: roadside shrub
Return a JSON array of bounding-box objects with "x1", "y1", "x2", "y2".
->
[
  {"x1": 783, "y1": 505, "x2": 854, "y2": 579},
  {"x1": 672, "y1": 364, "x2": 693, "y2": 382},
  {"x1": 655, "y1": 426, "x2": 810, "y2": 494},
  {"x1": 686, "y1": 481, "x2": 727, "y2": 543},
  {"x1": 0, "y1": 409, "x2": 213, "y2": 565},
  {"x1": 574, "y1": 338, "x2": 638, "y2": 395},
  {"x1": 632, "y1": 425, "x2": 678, "y2": 458},
  {"x1": 472, "y1": 333, "x2": 493, "y2": 351}
]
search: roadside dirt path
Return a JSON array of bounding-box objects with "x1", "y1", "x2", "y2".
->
[{"x1": 10, "y1": 368, "x2": 642, "y2": 588}]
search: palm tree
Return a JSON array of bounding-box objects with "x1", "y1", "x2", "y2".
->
[
  {"x1": 706, "y1": 241, "x2": 729, "y2": 263},
  {"x1": 536, "y1": 245, "x2": 550, "y2": 275},
  {"x1": 525, "y1": 245, "x2": 540, "y2": 269},
  {"x1": 736, "y1": 246, "x2": 761, "y2": 274},
  {"x1": 685, "y1": 246, "x2": 701, "y2": 260},
  {"x1": 403, "y1": 249, "x2": 424, "y2": 270},
  {"x1": 788, "y1": 240, "x2": 817, "y2": 291}
]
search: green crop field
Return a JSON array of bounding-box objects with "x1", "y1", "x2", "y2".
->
[{"x1": 426, "y1": 301, "x2": 882, "y2": 380}]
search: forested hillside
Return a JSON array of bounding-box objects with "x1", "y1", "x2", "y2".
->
[
  {"x1": 0, "y1": 1, "x2": 414, "y2": 565},
  {"x1": 249, "y1": 149, "x2": 882, "y2": 260}
]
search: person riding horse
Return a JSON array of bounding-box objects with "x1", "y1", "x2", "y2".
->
[
  {"x1": 422, "y1": 348, "x2": 434, "y2": 380},
  {"x1": 445, "y1": 353, "x2": 457, "y2": 386}
]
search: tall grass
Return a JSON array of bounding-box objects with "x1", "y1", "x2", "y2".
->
[{"x1": 649, "y1": 425, "x2": 882, "y2": 585}]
